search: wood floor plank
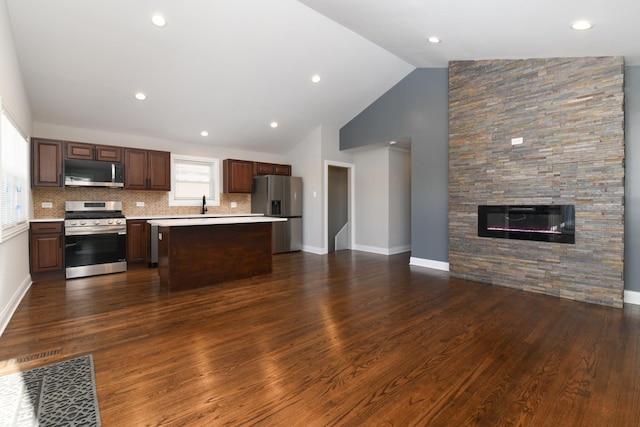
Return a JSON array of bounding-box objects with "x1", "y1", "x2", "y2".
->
[{"x1": 1, "y1": 251, "x2": 640, "y2": 426}]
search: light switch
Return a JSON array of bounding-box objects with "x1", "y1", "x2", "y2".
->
[
  {"x1": 136, "y1": 201, "x2": 145, "y2": 207},
  {"x1": 230, "y1": 201, "x2": 238, "y2": 208},
  {"x1": 511, "y1": 137, "x2": 524, "y2": 145}
]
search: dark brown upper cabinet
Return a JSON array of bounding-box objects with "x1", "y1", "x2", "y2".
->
[
  {"x1": 124, "y1": 148, "x2": 171, "y2": 191},
  {"x1": 254, "y1": 162, "x2": 291, "y2": 176},
  {"x1": 32, "y1": 138, "x2": 63, "y2": 187},
  {"x1": 66, "y1": 141, "x2": 123, "y2": 162},
  {"x1": 223, "y1": 159, "x2": 254, "y2": 193}
]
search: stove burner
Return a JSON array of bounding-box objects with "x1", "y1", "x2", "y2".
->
[
  {"x1": 65, "y1": 211, "x2": 125, "y2": 220},
  {"x1": 64, "y1": 200, "x2": 124, "y2": 219},
  {"x1": 64, "y1": 200, "x2": 126, "y2": 228}
]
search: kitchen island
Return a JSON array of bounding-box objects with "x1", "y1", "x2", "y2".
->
[{"x1": 147, "y1": 216, "x2": 287, "y2": 291}]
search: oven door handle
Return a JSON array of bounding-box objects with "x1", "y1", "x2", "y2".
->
[{"x1": 65, "y1": 228, "x2": 127, "y2": 236}]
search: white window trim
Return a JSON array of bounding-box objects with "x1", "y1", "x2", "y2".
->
[
  {"x1": 168, "y1": 154, "x2": 220, "y2": 207},
  {"x1": 0, "y1": 98, "x2": 29, "y2": 243}
]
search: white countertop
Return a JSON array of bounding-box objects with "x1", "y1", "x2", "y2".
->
[
  {"x1": 126, "y1": 213, "x2": 263, "y2": 220},
  {"x1": 31, "y1": 214, "x2": 262, "y2": 222},
  {"x1": 147, "y1": 216, "x2": 287, "y2": 227}
]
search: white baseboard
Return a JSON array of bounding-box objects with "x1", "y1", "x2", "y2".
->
[
  {"x1": 352, "y1": 244, "x2": 387, "y2": 255},
  {"x1": 352, "y1": 244, "x2": 411, "y2": 256},
  {"x1": 409, "y1": 257, "x2": 450, "y2": 272},
  {"x1": 624, "y1": 290, "x2": 640, "y2": 306},
  {"x1": 0, "y1": 274, "x2": 32, "y2": 337},
  {"x1": 302, "y1": 245, "x2": 326, "y2": 255},
  {"x1": 389, "y1": 245, "x2": 412, "y2": 255}
]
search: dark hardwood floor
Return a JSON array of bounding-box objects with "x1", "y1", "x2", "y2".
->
[{"x1": 1, "y1": 251, "x2": 640, "y2": 426}]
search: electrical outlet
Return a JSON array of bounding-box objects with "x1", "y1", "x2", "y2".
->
[
  {"x1": 511, "y1": 137, "x2": 524, "y2": 145},
  {"x1": 230, "y1": 201, "x2": 237, "y2": 208},
  {"x1": 136, "y1": 201, "x2": 145, "y2": 207},
  {"x1": 41, "y1": 202, "x2": 53, "y2": 208}
]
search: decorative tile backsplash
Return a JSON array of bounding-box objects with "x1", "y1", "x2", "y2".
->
[{"x1": 32, "y1": 188, "x2": 251, "y2": 218}]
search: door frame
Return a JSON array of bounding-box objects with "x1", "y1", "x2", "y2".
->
[{"x1": 324, "y1": 160, "x2": 355, "y2": 252}]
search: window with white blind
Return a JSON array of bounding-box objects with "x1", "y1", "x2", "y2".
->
[
  {"x1": 0, "y1": 100, "x2": 29, "y2": 242},
  {"x1": 169, "y1": 154, "x2": 220, "y2": 207}
]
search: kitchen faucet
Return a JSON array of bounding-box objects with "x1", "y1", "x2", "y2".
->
[{"x1": 202, "y1": 195, "x2": 207, "y2": 214}]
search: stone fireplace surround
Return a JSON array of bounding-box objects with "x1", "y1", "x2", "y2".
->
[{"x1": 448, "y1": 57, "x2": 625, "y2": 307}]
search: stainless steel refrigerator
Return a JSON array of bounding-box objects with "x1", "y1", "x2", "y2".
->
[{"x1": 251, "y1": 175, "x2": 302, "y2": 253}]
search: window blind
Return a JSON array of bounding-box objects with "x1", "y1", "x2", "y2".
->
[
  {"x1": 0, "y1": 101, "x2": 29, "y2": 242},
  {"x1": 169, "y1": 154, "x2": 220, "y2": 206}
]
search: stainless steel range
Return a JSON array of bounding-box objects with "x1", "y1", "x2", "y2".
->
[{"x1": 64, "y1": 201, "x2": 127, "y2": 279}]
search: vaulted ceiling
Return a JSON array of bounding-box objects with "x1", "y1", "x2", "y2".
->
[{"x1": 6, "y1": 0, "x2": 640, "y2": 154}]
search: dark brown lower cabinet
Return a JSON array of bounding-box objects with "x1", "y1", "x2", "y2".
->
[
  {"x1": 30, "y1": 221, "x2": 65, "y2": 280},
  {"x1": 126, "y1": 219, "x2": 150, "y2": 268}
]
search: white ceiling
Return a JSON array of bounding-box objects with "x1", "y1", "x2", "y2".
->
[
  {"x1": 6, "y1": 0, "x2": 640, "y2": 154},
  {"x1": 301, "y1": 0, "x2": 640, "y2": 68}
]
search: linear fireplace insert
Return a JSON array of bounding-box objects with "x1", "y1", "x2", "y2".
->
[{"x1": 478, "y1": 205, "x2": 575, "y2": 244}]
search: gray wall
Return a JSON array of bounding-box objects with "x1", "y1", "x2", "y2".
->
[
  {"x1": 340, "y1": 68, "x2": 449, "y2": 262},
  {"x1": 340, "y1": 65, "x2": 640, "y2": 296},
  {"x1": 626, "y1": 66, "x2": 640, "y2": 292}
]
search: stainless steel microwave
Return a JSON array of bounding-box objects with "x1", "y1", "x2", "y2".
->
[{"x1": 64, "y1": 159, "x2": 124, "y2": 188}]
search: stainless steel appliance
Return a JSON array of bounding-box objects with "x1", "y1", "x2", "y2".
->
[
  {"x1": 64, "y1": 159, "x2": 124, "y2": 187},
  {"x1": 252, "y1": 175, "x2": 302, "y2": 253},
  {"x1": 64, "y1": 201, "x2": 127, "y2": 279}
]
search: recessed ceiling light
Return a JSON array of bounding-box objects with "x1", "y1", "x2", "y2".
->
[
  {"x1": 134, "y1": 92, "x2": 146, "y2": 101},
  {"x1": 571, "y1": 20, "x2": 593, "y2": 31},
  {"x1": 151, "y1": 13, "x2": 166, "y2": 28},
  {"x1": 200, "y1": 131, "x2": 209, "y2": 137},
  {"x1": 311, "y1": 74, "x2": 321, "y2": 83},
  {"x1": 270, "y1": 122, "x2": 278, "y2": 128},
  {"x1": 427, "y1": 36, "x2": 441, "y2": 44}
]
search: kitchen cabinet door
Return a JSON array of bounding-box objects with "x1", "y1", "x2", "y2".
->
[
  {"x1": 254, "y1": 162, "x2": 291, "y2": 176},
  {"x1": 223, "y1": 159, "x2": 254, "y2": 193},
  {"x1": 124, "y1": 148, "x2": 148, "y2": 189},
  {"x1": 254, "y1": 162, "x2": 275, "y2": 175},
  {"x1": 124, "y1": 148, "x2": 171, "y2": 191},
  {"x1": 66, "y1": 141, "x2": 123, "y2": 162},
  {"x1": 274, "y1": 164, "x2": 291, "y2": 176},
  {"x1": 30, "y1": 222, "x2": 64, "y2": 279},
  {"x1": 96, "y1": 145, "x2": 123, "y2": 162},
  {"x1": 127, "y1": 219, "x2": 150, "y2": 267},
  {"x1": 147, "y1": 150, "x2": 171, "y2": 191},
  {"x1": 32, "y1": 138, "x2": 63, "y2": 187},
  {"x1": 66, "y1": 142, "x2": 94, "y2": 160}
]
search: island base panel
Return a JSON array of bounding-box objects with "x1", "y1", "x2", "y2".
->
[{"x1": 157, "y1": 223, "x2": 272, "y2": 291}]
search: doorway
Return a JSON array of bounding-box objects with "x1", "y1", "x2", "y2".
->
[{"x1": 324, "y1": 161, "x2": 355, "y2": 253}]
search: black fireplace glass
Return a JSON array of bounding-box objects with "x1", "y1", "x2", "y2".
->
[{"x1": 478, "y1": 205, "x2": 575, "y2": 244}]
